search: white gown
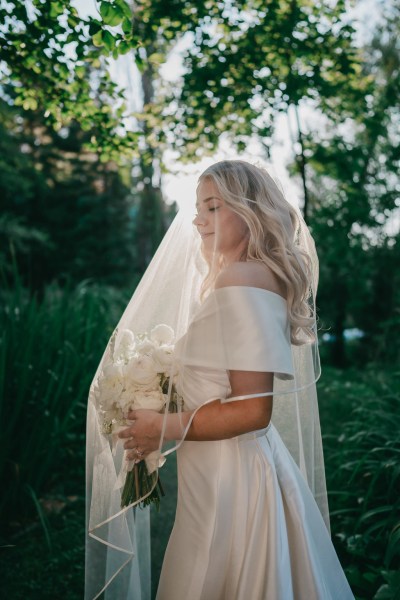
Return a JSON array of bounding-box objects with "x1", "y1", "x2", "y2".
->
[{"x1": 156, "y1": 287, "x2": 354, "y2": 600}]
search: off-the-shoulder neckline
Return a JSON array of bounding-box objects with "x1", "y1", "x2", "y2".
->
[{"x1": 211, "y1": 285, "x2": 287, "y2": 303}]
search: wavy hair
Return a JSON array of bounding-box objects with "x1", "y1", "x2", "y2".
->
[{"x1": 198, "y1": 160, "x2": 316, "y2": 345}]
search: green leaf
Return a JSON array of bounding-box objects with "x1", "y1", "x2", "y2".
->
[
  {"x1": 75, "y1": 65, "x2": 86, "y2": 79},
  {"x1": 115, "y1": 0, "x2": 132, "y2": 20},
  {"x1": 121, "y1": 16, "x2": 133, "y2": 35},
  {"x1": 148, "y1": 52, "x2": 165, "y2": 66},
  {"x1": 49, "y1": 2, "x2": 64, "y2": 19},
  {"x1": 100, "y1": 1, "x2": 124, "y2": 27},
  {"x1": 92, "y1": 30, "x2": 104, "y2": 47},
  {"x1": 135, "y1": 54, "x2": 146, "y2": 74},
  {"x1": 22, "y1": 97, "x2": 38, "y2": 111},
  {"x1": 374, "y1": 571, "x2": 400, "y2": 599},
  {"x1": 88, "y1": 19, "x2": 102, "y2": 36},
  {"x1": 102, "y1": 29, "x2": 116, "y2": 52},
  {"x1": 117, "y1": 40, "x2": 132, "y2": 55}
]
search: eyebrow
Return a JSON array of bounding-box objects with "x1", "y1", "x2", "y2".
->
[{"x1": 195, "y1": 196, "x2": 221, "y2": 208}]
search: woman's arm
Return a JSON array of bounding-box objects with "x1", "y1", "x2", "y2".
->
[
  {"x1": 119, "y1": 369, "x2": 273, "y2": 460},
  {"x1": 185, "y1": 369, "x2": 273, "y2": 440}
]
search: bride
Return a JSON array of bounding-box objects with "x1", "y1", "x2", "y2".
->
[{"x1": 85, "y1": 160, "x2": 354, "y2": 599}]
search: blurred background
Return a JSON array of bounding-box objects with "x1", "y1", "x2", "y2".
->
[{"x1": 0, "y1": 0, "x2": 399, "y2": 598}]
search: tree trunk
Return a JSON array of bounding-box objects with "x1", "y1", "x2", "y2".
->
[
  {"x1": 293, "y1": 103, "x2": 310, "y2": 223},
  {"x1": 133, "y1": 41, "x2": 166, "y2": 272}
]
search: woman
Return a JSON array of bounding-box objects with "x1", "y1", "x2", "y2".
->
[{"x1": 86, "y1": 160, "x2": 354, "y2": 599}]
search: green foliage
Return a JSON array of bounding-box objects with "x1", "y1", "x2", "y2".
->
[
  {"x1": 0, "y1": 270, "x2": 130, "y2": 526},
  {"x1": 1, "y1": 366, "x2": 398, "y2": 599},
  {"x1": 0, "y1": 0, "x2": 141, "y2": 161},
  {"x1": 0, "y1": 213, "x2": 53, "y2": 274},
  {"x1": 374, "y1": 570, "x2": 400, "y2": 600},
  {"x1": 0, "y1": 454, "x2": 177, "y2": 599},
  {"x1": 306, "y1": 5, "x2": 400, "y2": 365},
  {"x1": 0, "y1": 497, "x2": 85, "y2": 599},
  {"x1": 149, "y1": 0, "x2": 366, "y2": 161},
  {"x1": 0, "y1": 100, "x2": 143, "y2": 290},
  {"x1": 319, "y1": 367, "x2": 400, "y2": 599}
]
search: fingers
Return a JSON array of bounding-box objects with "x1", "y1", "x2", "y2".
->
[
  {"x1": 118, "y1": 430, "x2": 131, "y2": 439},
  {"x1": 118, "y1": 412, "x2": 137, "y2": 438},
  {"x1": 118, "y1": 424, "x2": 135, "y2": 439},
  {"x1": 123, "y1": 437, "x2": 136, "y2": 449}
]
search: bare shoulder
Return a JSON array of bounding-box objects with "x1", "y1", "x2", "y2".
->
[{"x1": 215, "y1": 261, "x2": 285, "y2": 297}]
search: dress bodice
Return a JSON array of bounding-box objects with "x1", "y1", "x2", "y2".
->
[
  {"x1": 174, "y1": 286, "x2": 294, "y2": 409},
  {"x1": 176, "y1": 364, "x2": 230, "y2": 410}
]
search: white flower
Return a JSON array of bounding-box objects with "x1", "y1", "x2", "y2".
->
[
  {"x1": 150, "y1": 324, "x2": 174, "y2": 345},
  {"x1": 124, "y1": 355, "x2": 159, "y2": 387},
  {"x1": 102, "y1": 361, "x2": 125, "y2": 380},
  {"x1": 95, "y1": 362, "x2": 124, "y2": 410},
  {"x1": 152, "y1": 344, "x2": 174, "y2": 372},
  {"x1": 103, "y1": 407, "x2": 122, "y2": 424},
  {"x1": 135, "y1": 338, "x2": 156, "y2": 355},
  {"x1": 115, "y1": 329, "x2": 136, "y2": 363},
  {"x1": 132, "y1": 389, "x2": 166, "y2": 412}
]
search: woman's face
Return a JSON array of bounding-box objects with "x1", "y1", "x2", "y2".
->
[{"x1": 194, "y1": 178, "x2": 249, "y2": 263}]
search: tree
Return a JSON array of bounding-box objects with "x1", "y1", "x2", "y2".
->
[
  {"x1": 0, "y1": 0, "x2": 141, "y2": 161},
  {"x1": 305, "y1": 4, "x2": 400, "y2": 364},
  {"x1": 0, "y1": 98, "x2": 140, "y2": 290},
  {"x1": 147, "y1": 0, "x2": 366, "y2": 218},
  {"x1": 1, "y1": 1, "x2": 193, "y2": 274}
]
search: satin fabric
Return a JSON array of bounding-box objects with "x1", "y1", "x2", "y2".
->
[
  {"x1": 174, "y1": 286, "x2": 295, "y2": 378},
  {"x1": 156, "y1": 287, "x2": 354, "y2": 600}
]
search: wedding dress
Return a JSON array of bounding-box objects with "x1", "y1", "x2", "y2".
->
[
  {"x1": 156, "y1": 286, "x2": 354, "y2": 600},
  {"x1": 86, "y1": 181, "x2": 354, "y2": 600}
]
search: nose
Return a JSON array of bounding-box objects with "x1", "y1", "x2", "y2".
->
[{"x1": 193, "y1": 212, "x2": 206, "y2": 227}]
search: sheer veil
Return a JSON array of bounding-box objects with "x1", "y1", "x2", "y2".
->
[{"x1": 85, "y1": 161, "x2": 327, "y2": 600}]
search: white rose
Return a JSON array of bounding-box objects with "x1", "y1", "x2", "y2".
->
[
  {"x1": 150, "y1": 324, "x2": 174, "y2": 345},
  {"x1": 152, "y1": 344, "x2": 174, "y2": 372},
  {"x1": 117, "y1": 388, "x2": 136, "y2": 415},
  {"x1": 124, "y1": 355, "x2": 159, "y2": 387},
  {"x1": 132, "y1": 389, "x2": 166, "y2": 411},
  {"x1": 115, "y1": 329, "x2": 136, "y2": 363},
  {"x1": 102, "y1": 361, "x2": 125, "y2": 380},
  {"x1": 117, "y1": 382, "x2": 162, "y2": 415},
  {"x1": 135, "y1": 338, "x2": 156, "y2": 355},
  {"x1": 95, "y1": 362, "x2": 124, "y2": 409}
]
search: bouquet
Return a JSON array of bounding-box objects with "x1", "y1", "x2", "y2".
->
[{"x1": 93, "y1": 323, "x2": 182, "y2": 509}]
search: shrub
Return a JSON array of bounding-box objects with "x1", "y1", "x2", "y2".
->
[
  {"x1": 320, "y1": 368, "x2": 400, "y2": 599},
  {"x1": 0, "y1": 272, "x2": 130, "y2": 528}
]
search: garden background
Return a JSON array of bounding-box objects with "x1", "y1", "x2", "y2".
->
[{"x1": 0, "y1": 0, "x2": 399, "y2": 598}]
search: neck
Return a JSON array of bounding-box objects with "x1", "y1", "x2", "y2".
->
[{"x1": 221, "y1": 242, "x2": 248, "y2": 266}]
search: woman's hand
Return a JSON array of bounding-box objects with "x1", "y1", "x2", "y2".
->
[{"x1": 118, "y1": 409, "x2": 163, "y2": 461}]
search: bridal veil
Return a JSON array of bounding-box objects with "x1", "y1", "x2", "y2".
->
[{"x1": 85, "y1": 161, "x2": 327, "y2": 599}]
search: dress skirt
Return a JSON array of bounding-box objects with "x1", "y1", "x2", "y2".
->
[{"x1": 156, "y1": 424, "x2": 354, "y2": 600}]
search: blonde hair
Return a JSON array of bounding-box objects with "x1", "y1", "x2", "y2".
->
[{"x1": 199, "y1": 160, "x2": 315, "y2": 345}]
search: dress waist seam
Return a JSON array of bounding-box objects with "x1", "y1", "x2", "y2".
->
[{"x1": 237, "y1": 423, "x2": 271, "y2": 442}]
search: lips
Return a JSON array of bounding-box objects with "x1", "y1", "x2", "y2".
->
[{"x1": 200, "y1": 233, "x2": 214, "y2": 239}]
